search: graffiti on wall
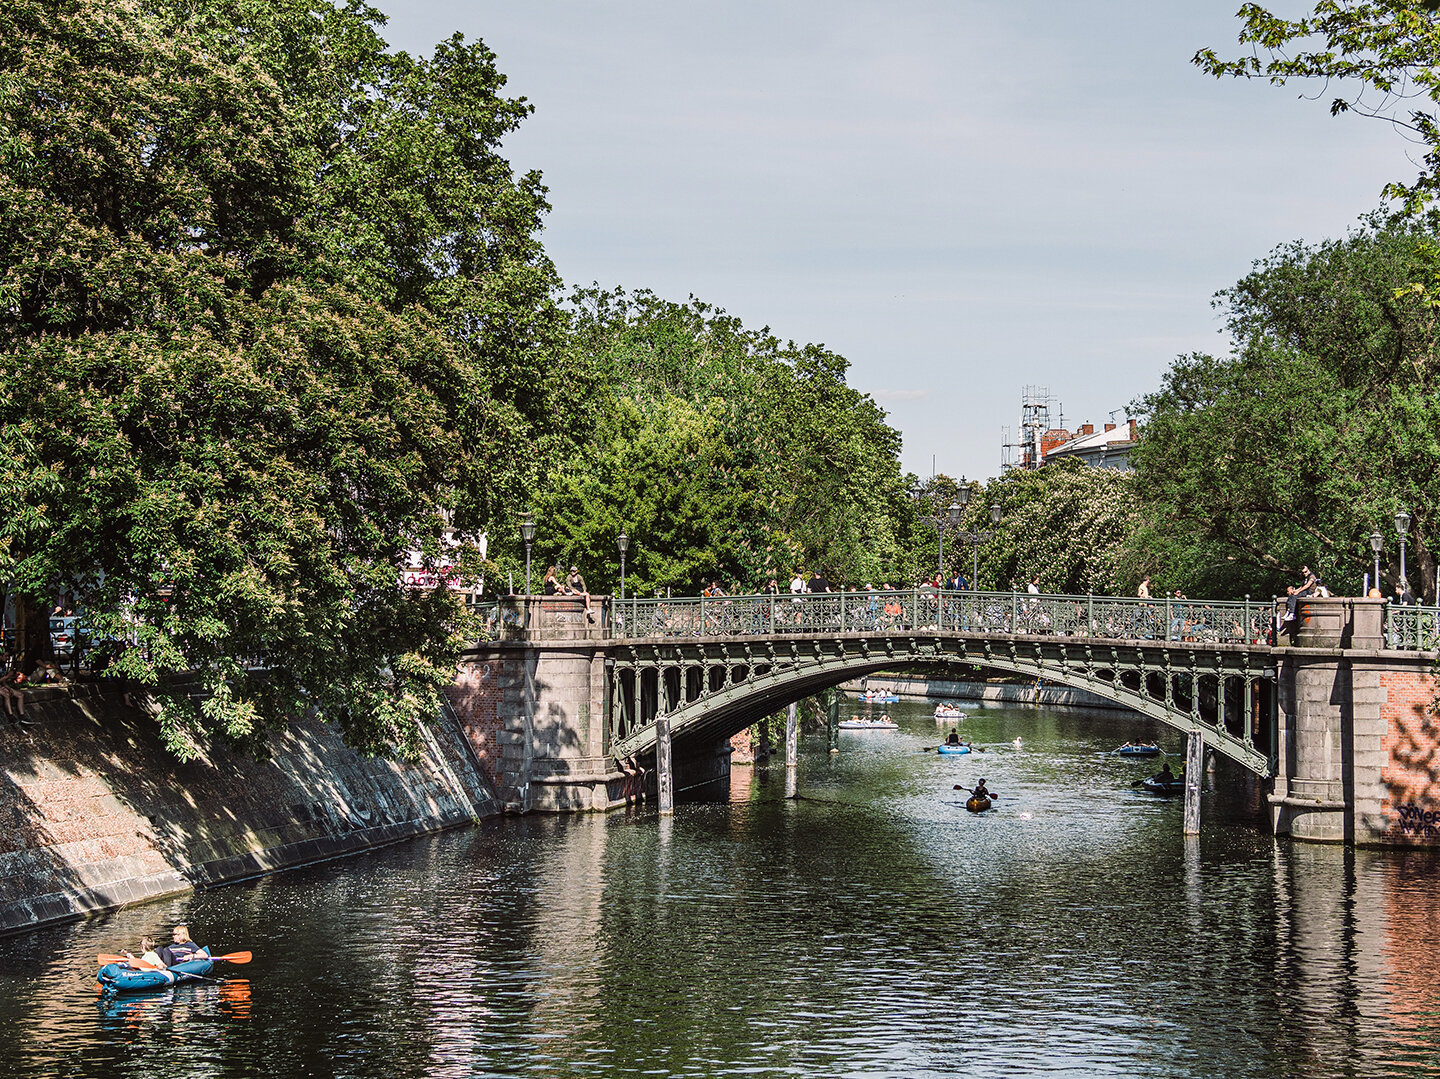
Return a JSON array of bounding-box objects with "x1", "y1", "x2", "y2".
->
[{"x1": 1396, "y1": 804, "x2": 1440, "y2": 837}]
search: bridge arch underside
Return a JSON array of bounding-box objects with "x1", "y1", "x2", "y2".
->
[{"x1": 608, "y1": 634, "x2": 1277, "y2": 777}]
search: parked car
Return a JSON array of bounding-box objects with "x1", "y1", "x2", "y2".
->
[{"x1": 49, "y1": 616, "x2": 82, "y2": 660}]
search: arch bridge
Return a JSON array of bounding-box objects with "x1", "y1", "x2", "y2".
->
[
  {"x1": 464, "y1": 589, "x2": 1432, "y2": 845},
  {"x1": 606, "y1": 590, "x2": 1277, "y2": 776}
]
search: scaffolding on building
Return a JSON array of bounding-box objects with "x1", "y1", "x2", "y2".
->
[{"x1": 1001, "y1": 386, "x2": 1064, "y2": 470}]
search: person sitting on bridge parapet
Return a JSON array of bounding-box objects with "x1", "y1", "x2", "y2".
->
[
  {"x1": 566, "y1": 565, "x2": 594, "y2": 622},
  {"x1": 1279, "y1": 566, "x2": 1318, "y2": 632}
]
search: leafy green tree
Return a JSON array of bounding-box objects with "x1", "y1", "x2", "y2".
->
[
  {"x1": 534, "y1": 289, "x2": 909, "y2": 594},
  {"x1": 971, "y1": 460, "x2": 1143, "y2": 596},
  {"x1": 0, "y1": 0, "x2": 567, "y2": 757},
  {"x1": 1129, "y1": 221, "x2": 1440, "y2": 599},
  {"x1": 1196, "y1": 1, "x2": 1440, "y2": 213}
]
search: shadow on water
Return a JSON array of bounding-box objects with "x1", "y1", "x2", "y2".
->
[{"x1": 0, "y1": 698, "x2": 1437, "y2": 1078}]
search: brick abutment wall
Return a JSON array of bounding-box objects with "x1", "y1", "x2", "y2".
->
[{"x1": 1380, "y1": 667, "x2": 1440, "y2": 844}]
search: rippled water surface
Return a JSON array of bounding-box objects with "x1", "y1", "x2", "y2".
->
[{"x1": 2, "y1": 700, "x2": 1438, "y2": 1078}]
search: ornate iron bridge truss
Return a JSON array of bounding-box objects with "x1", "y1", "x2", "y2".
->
[{"x1": 605, "y1": 590, "x2": 1281, "y2": 776}]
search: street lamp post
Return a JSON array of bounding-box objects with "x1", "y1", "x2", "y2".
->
[
  {"x1": 1369, "y1": 530, "x2": 1384, "y2": 594},
  {"x1": 1396, "y1": 509, "x2": 1411, "y2": 587},
  {"x1": 617, "y1": 530, "x2": 629, "y2": 600},
  {"x1": 953, "y1": 486, "x2": 1002, "y2": 590},
  {"x1": 932, "y1": 503, "x2": 961, "y2": 581},
  {"x1": 519, "y1": 512, "x2": 536, "y2": 597}
]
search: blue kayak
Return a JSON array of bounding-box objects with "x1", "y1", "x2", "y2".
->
[
  {"x1": 1116, "y1": 744, "x2": 1161, "y2": 757},
  {"x1": 97, "y1": 952, "x2": 213, "y2": 994},
  {"x1": 936, "y1": 743, "x2": 971, "y2": 755},
  {"x1": 858, "y1": 693, "x2": 900, "y2": 703}
]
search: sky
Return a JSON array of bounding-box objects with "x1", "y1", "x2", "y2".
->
[{"x1": 374, "y1": 1, "x2": 1407, "y2": 481}]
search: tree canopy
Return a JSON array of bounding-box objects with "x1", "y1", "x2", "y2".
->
[
  {"x1": 1196, "y1": 1, "x2": 1440, "y2": 213},
  {"x1": 0, "y1": 0, "x2": 570, "y2": 757},
  {"x1": 526, "y1": 289, "x2": 910, "y2": 595},
  {"x1": 1129, "y1": 221, "x2": 1439, "y2": 599}
]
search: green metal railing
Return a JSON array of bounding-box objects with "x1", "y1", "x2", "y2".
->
[
  {"x1": 1385, "y1": 605, "x2": 1440, "y2": 650},
  {"x1": 467, "y1": 589, "x2": 1436, "y2": 652},
  {"x1": 607, "y1": 589, "x2": 1276, "y2": 646}
]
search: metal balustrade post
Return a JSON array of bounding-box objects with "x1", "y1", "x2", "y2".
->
[
  {"x1": 1087, "y1": 593, "x2": 1094, "y2": 635},
  {"x1": 699, "y1": 594, "x2": 705, "y2": 635},
  {"x1": 840, "y1": 589, "x2": 847, "y2": 632},
  {"x1": 1011, "y1": 589, "x2": 1018, "y2": 632},
  {"x1": 1244, "y1": 595, "x2": 1250, "y2": 643},
  {"x1": 1165, "y1": 595, "x2": 1173, "y2": 642}
]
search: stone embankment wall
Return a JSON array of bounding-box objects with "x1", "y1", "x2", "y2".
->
[
  {"x1": 844, "y1": 675, "x2": 1119, "y2": 711},
  {"x1": 0, "y1": 685, "x2": 500, "y2": 937}
]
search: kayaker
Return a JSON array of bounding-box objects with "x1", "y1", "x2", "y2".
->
[
  {"x1": 158, "y1": 924, "x2": 204, "y2": 967},
  {"x1": 121, "y1": 937, "x2": 163, "y2": 970},
  {"x1": 946, "y1": 729, "x2": 961, "y2": 745},
  {"x1": 1154, "y1": 763, "x2": 1176, "y2": 785},
  {"x1": 972, "y1": 778, "x2": 990, "y2": 799}
]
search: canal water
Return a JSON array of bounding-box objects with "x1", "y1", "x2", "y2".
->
[{"x1": 2, "y1": 699, "x2": 1437, "y2": 1078}]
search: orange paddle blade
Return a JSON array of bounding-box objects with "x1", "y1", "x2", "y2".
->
[
  {"x1": 96, "y1": 954, "x2": 163, "y2": 969},
  {"x1": 210, "y1": 951, "x2": 252, "y2": 964}
]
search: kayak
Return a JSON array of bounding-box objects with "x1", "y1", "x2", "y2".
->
[
  {"x1": 1142, "y1": 775, "x2": 1184, "y2": 795},
  {"x1": 937, "y1": 743, "x2": 971, "y2": 755},
  {"x1": 839, "y1": 719, "x2": 898, "y2": 730},
  {"x1": 966, "y1": 794, "x2": 992, "y2": 813},
  {"x1": 1116, "y1": 744, "x2": 1161, "y2": 757},
  {"x1": 97, "y1": 953, "x2": 213, "y2": 994}
]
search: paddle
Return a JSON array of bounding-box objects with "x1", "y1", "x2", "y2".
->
[
  {"x1": 97, "y1": 950, "x2": 251, "y2": 967},
  {"x1": 171, "y1": 969, "x2": 225, "y2": 984},
  {"x1": 952, "y1": 784, "x2": 999, "y2": 798},
  {"x1": 97, "y1": 954, "x2": 161, "y2": 969}
]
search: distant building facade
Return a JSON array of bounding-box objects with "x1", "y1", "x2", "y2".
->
[{"x1": 1043, "y1": 419, "x2": 1137, "y2": 471}]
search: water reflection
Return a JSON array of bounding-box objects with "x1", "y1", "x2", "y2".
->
[{"x1": 0, "y1": 700, "x2": 1436, "y2": 1077}]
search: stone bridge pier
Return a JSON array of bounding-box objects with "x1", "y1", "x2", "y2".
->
[
  {"x1": 1271, "y1": 598, "x2": 1436, "y2": 845},
  {"x1": 447, "y1": 597, "x2": 729, "y2": 813}
]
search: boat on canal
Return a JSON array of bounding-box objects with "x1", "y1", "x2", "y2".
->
[
  {"x1": 933, "y1": 703, "x2": 966, "y2": 719},
  {"x1": 965, "y1": 793, "x2": 992, "y2": 812},
  {"x1": 858, "y1": 690, "x2": 900, "y2": 703},
  {"x1": 97, "y1": 954, "x2": 214, "y2": 995},
  {"x1": 1116, "y1": 743, "x2": 1161, "y2": 757},
  {"x1": 937, "y1": 742, "x2": 971, "y2": 755},
  {"x1": 1141, "y1": 773, "x2": 1184, "y2": 795},
  {"x1": 839, "y1": 716, "x2": 898, "y2": 730}
]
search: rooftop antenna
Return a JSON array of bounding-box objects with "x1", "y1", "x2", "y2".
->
[{"x1": 1108, "y1": 408, "x2": 1122, "y2": 425}]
